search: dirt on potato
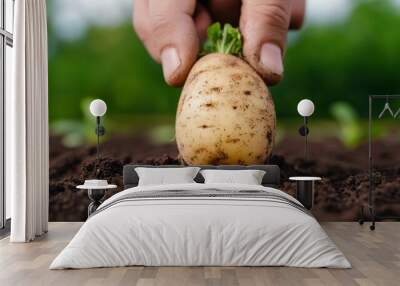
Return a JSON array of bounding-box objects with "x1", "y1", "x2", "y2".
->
[
  {"x1": 176, "y1": 53, "x2": 275, "y2": 165},
  {"x1": 49, "y1": 134, "x2": 400, "y2": 222}
]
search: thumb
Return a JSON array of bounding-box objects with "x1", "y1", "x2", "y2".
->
[
  {"x1": 240, "y1": 0, "x2": 292, "y2": 85},
  {"x1": 148, "y1": 0, "x2": 199, "y2": 87}
]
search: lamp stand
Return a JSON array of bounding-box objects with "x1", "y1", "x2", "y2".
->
[
  {"x1": 95, "y1": 116, "x2": 105, "y2": 177},
  {"x1": 304, "y1": 116, "x2": 308, "y2": 161},
  {"x1": 96, "y1": 117, "x2": 100, "y2": 164}
]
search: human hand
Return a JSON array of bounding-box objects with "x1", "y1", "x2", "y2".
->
[{"x1": 133, "y1": 0, "x2": 305, "y2": 86}]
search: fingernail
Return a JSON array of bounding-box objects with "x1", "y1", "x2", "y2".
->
[
  {"x1": 260, "y1": 43, "x2": 283, "y2": 75},
  {"x1": 161, "y1": 47, "x2": 181, "y2": 80}
]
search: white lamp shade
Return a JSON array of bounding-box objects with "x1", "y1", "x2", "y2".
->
[
  {"x1": 89, "y1": 99, "x2": 107, "y2": 117},
  {"x1": 297, "y1": 99, "x2": 315, "y2": 117}
]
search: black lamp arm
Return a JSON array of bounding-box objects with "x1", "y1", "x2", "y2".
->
[
  {"x1": 95, "y1": 116, "x2": 106, "y2": 136},
  {"x1": 95, "y1": 116, "x2": 106, "y2": 176},
  {"x1": 304, "y1": 116, "x2": 308, "y2": 161}
]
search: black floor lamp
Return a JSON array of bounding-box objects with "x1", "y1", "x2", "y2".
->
[
  {"x1": 89, "y1": 99, "x2": 107, "y2": 175},
  {"x1": 297, "y1": 99, "x2": 315, "y2": 161}
]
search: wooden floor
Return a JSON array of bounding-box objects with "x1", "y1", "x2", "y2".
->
[{"x1": 0, "y1": 222, "x2": 399, "y2": 286}]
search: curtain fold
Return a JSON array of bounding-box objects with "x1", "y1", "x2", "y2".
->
[{"x1": 9, "y1": 0, "x2": 49, "y2": 242}]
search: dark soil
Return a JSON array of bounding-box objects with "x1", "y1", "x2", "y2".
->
[{"x1": 49, "y1": 134, "x2": 400, "y2": 222}]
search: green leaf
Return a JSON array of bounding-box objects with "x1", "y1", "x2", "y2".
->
[
  {"x1": 208, "y1": 22, "x2": 222, "y2": 43},
  {"x1": 201, "y1": 22, "x2": 242, "y2": 56}
]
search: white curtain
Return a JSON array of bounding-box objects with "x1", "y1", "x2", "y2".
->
[{"x1": 7, "y1": 0, "x2": 49, "y2": 242}]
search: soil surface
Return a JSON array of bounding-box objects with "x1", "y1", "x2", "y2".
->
[{"x1": 49, "y1": 134, "x2": 400, "y2": 222}]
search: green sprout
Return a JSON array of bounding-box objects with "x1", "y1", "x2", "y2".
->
[{"x1": 202, "y1": 22, "x2": 242, "y2": 56}]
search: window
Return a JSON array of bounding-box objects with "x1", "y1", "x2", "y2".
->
[{"x1": 0, "y1": 0, "x2": 14, "y2": 230}]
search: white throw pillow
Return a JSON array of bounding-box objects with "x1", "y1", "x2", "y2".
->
[
  {"x1": 200, "y1": 169, "x2": 266, "y2": 185},
  {"x1": 135, "y1": 167, "x2": 200, "y2": 186}
]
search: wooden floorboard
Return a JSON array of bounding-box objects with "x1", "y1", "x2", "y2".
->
[{"x1": 0, "y1": 222, "x2": 399, "y2": 286}]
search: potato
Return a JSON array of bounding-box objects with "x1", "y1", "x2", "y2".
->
[{"x1": 175, "y1": 53, "x2": 276, "y2": 165}]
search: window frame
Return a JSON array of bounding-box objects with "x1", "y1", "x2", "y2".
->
[{"x1": 0, "y1": 0, "x2": 14, "y2": 231}]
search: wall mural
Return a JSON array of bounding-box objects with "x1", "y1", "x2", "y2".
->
[{"x1": 48, "y1": 0, "x2": 400, "y2": 222}]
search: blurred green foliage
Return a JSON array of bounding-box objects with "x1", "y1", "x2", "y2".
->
[
  {"x1": 273, "y1": 0, "x2": 400, "y2": 118},
  {"x1": 330, "y1": 102, "x2": 363, "y2": 148},
  {"x1": 48, "y1": 0, "x2": 400, "y2": 144},
  {"x1": 48, "y1": 21, "x2": 180, "y2": 122}
]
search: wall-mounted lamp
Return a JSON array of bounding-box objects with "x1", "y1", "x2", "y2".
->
[
  {"x1": 89, "y1": 99, "x2": 107, "y2": 175},
  {"x1": 297, "y1": 99, "x2": 315, "y2": 161}
]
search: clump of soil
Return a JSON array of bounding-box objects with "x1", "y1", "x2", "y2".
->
[
  {"x1": 49, "y1": 134, "x2": 400, "y2": 222},
  {"x1": 49, "y1": 134, "x2": 180, "y2": 221}
]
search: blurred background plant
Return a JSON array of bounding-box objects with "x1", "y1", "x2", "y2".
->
[
  {"x1": 330, "y1": 102, "x2": 364, "y2": 148},
  {"x1": 51, "y1": 98, "x2": 101, "y2": 147},
  {"x1": 47, "y1": 0, "x2": 400, "y2": 148}
]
